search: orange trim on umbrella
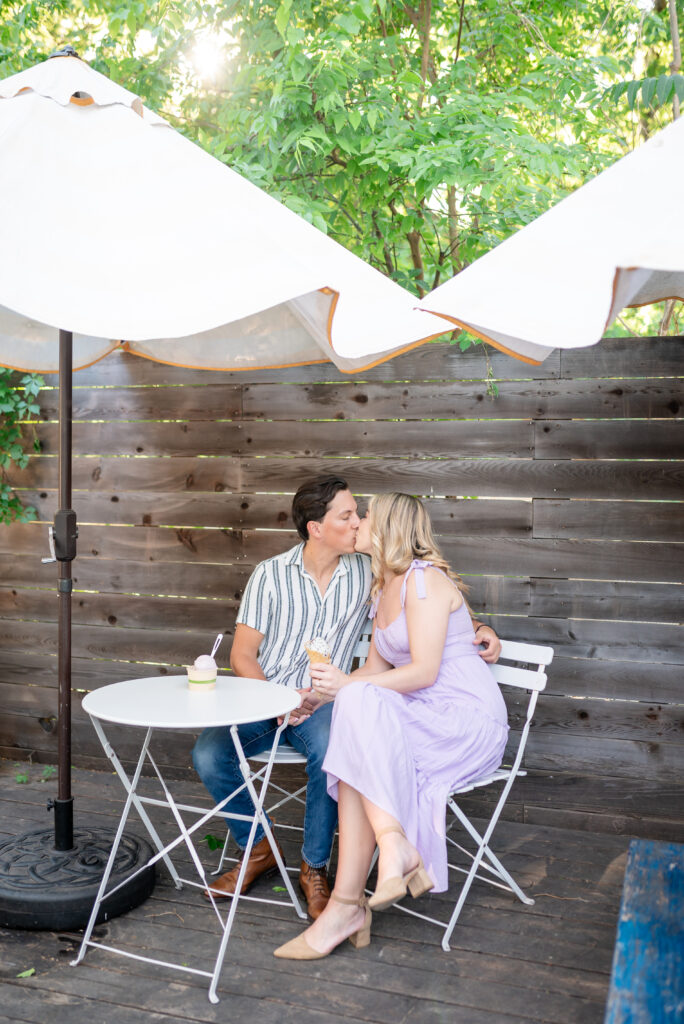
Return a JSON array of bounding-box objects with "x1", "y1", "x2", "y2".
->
[
  {"x1": 604, "y1": 268, "x2": 684, "y2": 333},
  {"x1": 317, "y1": 284, "x2": 454, "y2": 372},
  {"x1": 0, "y1": 342, "x2": 120, "y2": 375},
  {"x1": 317, "y1": 284, "x2": 450, "y2": 373},
  {"x1": 325, "y1": 288, "x2": 338, "y2": 345},
  {"x1": 627, "y1": 293, "x2": 684, "y2": 308},
  {"x1": 333, "y1": 330, "x2": 451, "y2": 374},
  {"x1": 602, "y1": 269, "x2": 623, "y2": 335},
  {"x1": 417, "y1": 310, "x2": 543, "y2": 366},
  {"x1": 8, "y1": 86, "x2": 95, "y2": 109},
  {"x1": 120, "y1": 341, "x2": 331, "y2": 372}
]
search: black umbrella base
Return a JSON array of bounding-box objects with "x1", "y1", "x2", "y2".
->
[{"x1": 0, "y1": 826, "x2": 155, "y2": 930}]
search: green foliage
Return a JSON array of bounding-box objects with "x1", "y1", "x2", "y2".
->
[
  {"x1": 0, "y1": 0, "x2": 680, "y2": 340},
  {"x1": 485, "y1": 365, "x2": 499, "y2": 400},
  {"x1": 606, "y1": 74, "x2": 684, "y2": 110},
  {"x1": 202, "y1": 833, "x2": 225, "y2": 851},
  {"x1": 197, "y1": 0, "x2": 630, "y2": 292},
  {"x1": 0, "y1": 370, "x2": 43, "y2": 524}
]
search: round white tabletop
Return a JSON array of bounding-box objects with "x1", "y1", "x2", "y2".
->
[{"x1": 82, "y1": 675, "x2": 300, "y2": 730}]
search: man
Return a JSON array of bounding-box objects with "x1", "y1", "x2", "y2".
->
[{"x1": 192, "y1": 475, "x2": 500, "y2": 918}]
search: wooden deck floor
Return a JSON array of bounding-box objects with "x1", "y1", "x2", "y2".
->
[{"x1": 0, "y1": 759, "x2": 629, "y2": 1024}]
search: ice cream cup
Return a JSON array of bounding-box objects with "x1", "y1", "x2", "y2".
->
[{"x1": 186, "y1": 665, "x2": 217, "y2": 692}]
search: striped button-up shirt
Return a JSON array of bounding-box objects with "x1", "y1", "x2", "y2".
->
[{"x1": 236, "y1": 543, "x2": 372, "y2": 690}]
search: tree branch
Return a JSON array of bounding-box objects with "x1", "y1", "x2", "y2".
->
[
  {"x1": 328, "y1": 149, "x2": 348, "y2": 168},
  {"x1": 659, "y1": 299, "x2": 678, "y2": 334},
  {"x1": 404, "y1": 1, "x2": 438, "y2": 102},
  {"x1": 446, "y1": 184, "x2": 461, "y2": 272},
  {"x1": 319, "y1": 185, "x2": 365, "y2": 234},
  {"x1": 668, "y1": 0, "x2": 681, "y2": 119},
  {"x1": 455, "y1": 0, "x2": 466, "y2": 63},
  {"x1": 407, "y1": 229, "x2": 425, "y2": 296},
  {"x1": 372, "y1": 212, "x2": 396, "y2": 277}
]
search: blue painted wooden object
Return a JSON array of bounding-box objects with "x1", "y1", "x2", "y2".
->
[{"x1": 605, "y1": 838, "x2": 684, "y2": 1024}]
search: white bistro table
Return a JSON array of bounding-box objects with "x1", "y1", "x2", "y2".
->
[{"x1": 72, "y1": 674, "x2": 306, "y2": 1002}]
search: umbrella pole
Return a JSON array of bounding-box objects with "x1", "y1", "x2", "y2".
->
[
  {"x1": 55, "y1": 328, "x2": 76, "y2": 850},
  {"x1": 0, "y1": 334, "x2": 155, "y2": 927}
]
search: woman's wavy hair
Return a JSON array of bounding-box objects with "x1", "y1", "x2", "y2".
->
[{"x1": 368, "y1": 492, "x2": 469, "y2": 603}]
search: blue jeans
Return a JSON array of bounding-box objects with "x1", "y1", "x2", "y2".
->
[{"x1": 192, "y1": 701, "x2": 336, "y2": 868}]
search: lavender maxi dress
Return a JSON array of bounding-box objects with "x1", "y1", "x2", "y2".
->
[{"x1": 323, "y1": 560, "x2": 509, "y2": 892}]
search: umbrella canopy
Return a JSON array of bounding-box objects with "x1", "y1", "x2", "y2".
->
[
  {"x1": 419, "y1": 114, "x2": 684, "y2": 364},
  {"x1": 0, "y1": 53, "x2": 445, "y2": 375}
]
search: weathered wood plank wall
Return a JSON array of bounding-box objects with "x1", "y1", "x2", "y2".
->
[{"x1": 0, "y1": 336, "x2": 682, "y2": 804}]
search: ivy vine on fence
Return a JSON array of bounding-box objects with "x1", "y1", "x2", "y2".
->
[{"x1": 0, "y1": 369, "x2": 43, "y2": 524}]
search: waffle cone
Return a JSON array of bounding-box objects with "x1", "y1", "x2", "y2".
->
[{"x1": 305, "y1": 645, "x2": 331, "y2": 665}]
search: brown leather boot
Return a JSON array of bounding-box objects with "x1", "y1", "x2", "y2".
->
[
  {"x1": 299, "y1": 861, "x2": 331, "y2": 919},
  {"x1": 204, "y1": 835, "x2": 282, "y2": 900}
]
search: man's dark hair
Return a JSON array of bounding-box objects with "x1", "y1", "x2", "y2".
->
[{"x1": 292, "y1": 476, "x2": 350, "y2": 541}]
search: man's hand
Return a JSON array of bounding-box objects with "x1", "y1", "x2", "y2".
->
[
  {"x1": 280, "y1": 687, "x2": 323, "y2": 726},
  {"x1": 473, "y1": 625, "x2": 501, "y2": 664}
]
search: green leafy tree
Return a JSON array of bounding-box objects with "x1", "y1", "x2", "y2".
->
[
  {"x1": 0, "y1": 0, "x2": 681, "y2": 335},
  {"x1": 603, "y1": 0, "x2": 682, "y2": 132}
]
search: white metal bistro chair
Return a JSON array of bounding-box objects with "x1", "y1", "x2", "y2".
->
[
  {"x1": 213, "y1": 628, "x2": 373, "y2": 874},
  {"x1": 384, "y1": 638, "x2": 553, "y2": 950}
]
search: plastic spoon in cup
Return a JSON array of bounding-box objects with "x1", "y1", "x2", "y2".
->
[{"x1": 210, "y1": 633, "x2": 224, "y2": 660}]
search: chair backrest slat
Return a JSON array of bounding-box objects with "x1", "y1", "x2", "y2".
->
[
  {"x1": 498, "y1": 639, "x2": 554, "y2": 666},
  {"x1": 490, "y1": 663, "x2": 547, "y2": 692},
  {"x1": 352, "y1": 630, "x2": 372, "y2": 667},
  {"x1": 353, "y1": 629, "x2": 552, "y2": 692}
]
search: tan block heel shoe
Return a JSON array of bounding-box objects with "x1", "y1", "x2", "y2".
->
[
  {"x1": 273, "y1": 892, "x2": 371, "y2": 960},
  {"x1": 369, "y1": 825, "x2": 433, "y2": 912}
]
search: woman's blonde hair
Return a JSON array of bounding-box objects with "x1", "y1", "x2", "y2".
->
[{"x1": 368, "y1": 492, "x2": 469, "y2": 603}]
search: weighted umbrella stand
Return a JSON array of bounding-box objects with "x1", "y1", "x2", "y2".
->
[{"x1": 0, "y1": 329, "x2": 154, "y2": 931}]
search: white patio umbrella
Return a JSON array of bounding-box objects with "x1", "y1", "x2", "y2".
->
[
  {"x1": 0, "y1": 52, "x2": 444, "y2": 376},
  {"x1": 419, "y1": 114, "x2": 684, "y2": 365},
  {"x1": 0, "y1": 48, "x2": 448, "y2": 922}
]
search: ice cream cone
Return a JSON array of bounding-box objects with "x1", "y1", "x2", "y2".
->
[
  {"x1": 304, "y1": 639, "x2": 331, "y2": 697},
  {"x1": 304, "y1": 645, "x2": 331, "y2": 666}
]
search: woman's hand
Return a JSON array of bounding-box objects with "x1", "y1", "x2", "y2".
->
[
  {"x1": 309, "y1": 663, "x2": 351, "y2": 700},
  {"x1": 473, "y1": 625, "x2": 501, "y2": 664}
]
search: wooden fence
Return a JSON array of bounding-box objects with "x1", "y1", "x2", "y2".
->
[{"x1": 1, "y1": 335, "x2": 682, "y2": 835}]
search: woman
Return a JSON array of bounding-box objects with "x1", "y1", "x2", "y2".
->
[{"x1": 274, "y1": 492, "x2": 509, "y2": 960}]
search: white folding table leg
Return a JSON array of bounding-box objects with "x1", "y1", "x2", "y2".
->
[
  {"x1": 71, "y1": 729, "x2": 154, "y2": 967},
  {"x1": 207, "y1": 716, "x2": 306, "y2": 1004},
  {"x1": 138, "y1": 749, "x2": 262, "y2": 932},
  {"x1": 89, "y1": 717, "x2": 183, "y2": 887},
  {"x1": 214, "y1": 776, "x2": 308, "y2": 875},
  {"x1": 212, "y1": 761, "x2": 273, "y2": 874},
  {"x1": 144, "y1": 748, "x2": 223, "y2": 918},
  {"x1": 233, "y1": 722, "x2": 306, "y2": 919}
]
